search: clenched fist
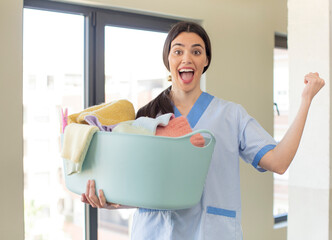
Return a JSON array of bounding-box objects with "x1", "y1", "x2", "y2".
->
[{"x1": 302, "y1": 72, "x2": 325, "y2": 103}]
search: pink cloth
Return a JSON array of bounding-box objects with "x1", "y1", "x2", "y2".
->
[{"x1": 155, "y1": 116, "x2": 205, "y2": 147}]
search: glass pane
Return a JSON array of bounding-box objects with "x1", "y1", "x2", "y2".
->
[
  {"x1": 273, "y1": 48, "x2": 289, "y2": 216},
  {"x1": 100, "y1": 26, "x2": 169, "y2": 239},
  {"x1": 23, "y1": 9, "x2": 85, "y2": 240},
  {"x1": 104, "y1": 26, "x2": 170, "y2": 110}
]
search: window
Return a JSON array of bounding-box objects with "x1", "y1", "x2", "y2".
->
[
  {"x1": 23, "y1": 7, "x2": 85, "y2": 240},
  {"x1": 101, "y1": 26, "x2": 169, "y2": 239},
  {"x1": 273, "y1": 33, "x2": 289, "y2": 225},
  {"x1": 23, "y1": 0, "x2": 179, "y2": 239},
  {"x1": 104, "y1": 26, "x2": 169, "y2": 110}
]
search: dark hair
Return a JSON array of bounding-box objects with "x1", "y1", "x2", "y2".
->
[
  {"x1": 163, "y1": 21, "x2": 212, "y2": 74},
  {"x1": 136, "y1": 21, "x2": 212, "y2": 119},
  {"x1": 136, "y1": 86, "x2": 173, "y2": 118}
]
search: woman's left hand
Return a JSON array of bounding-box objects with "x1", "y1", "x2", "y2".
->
[
  {"x1": 260, "y1": 72, "x2": 325, "y2": 174},
  {"x1": 302, "y1": 72, "x2": 325, "y2": 103}
]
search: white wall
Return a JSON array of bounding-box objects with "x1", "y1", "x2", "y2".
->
[
  {"x1": 0, "y1": 0, "x2": 287, "y2": 239},
  {"x1": 288, "y1": 0, "x2": 331, "y2": 239}
]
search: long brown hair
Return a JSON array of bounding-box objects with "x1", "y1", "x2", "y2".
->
[{"x1": 136, "y1": 21, "x2": 212, "y2": 119}]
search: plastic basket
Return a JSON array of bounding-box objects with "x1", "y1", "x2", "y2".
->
[{"x1": 63, "y1": 129, "x2": 216, "y2": 210}]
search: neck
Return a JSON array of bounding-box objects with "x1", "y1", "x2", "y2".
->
[{"x1": 171, "y1": 88, "x2": 202, "y2": 117}]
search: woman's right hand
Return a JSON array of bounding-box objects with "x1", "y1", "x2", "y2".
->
[{"x1": 81, "y1": 179, "x2": 121, "y2": 209}]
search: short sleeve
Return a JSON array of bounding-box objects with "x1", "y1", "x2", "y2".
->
[{"x1": 237, "y1": 105, "x2": 277, "y2": 172}]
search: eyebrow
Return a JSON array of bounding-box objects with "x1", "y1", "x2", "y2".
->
[{"x1": 171, "y1": 43, "x2": 205, "y2": 49}]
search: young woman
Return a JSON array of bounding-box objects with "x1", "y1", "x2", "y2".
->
[{"x1": 81, "y1": 22, "x2": 325, "y2": 239}]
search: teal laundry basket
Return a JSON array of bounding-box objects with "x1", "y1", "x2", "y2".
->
[{"x1": 63, "y1": 129, "x2": 216, "y2": 210}]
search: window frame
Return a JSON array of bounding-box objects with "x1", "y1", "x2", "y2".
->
[
  {"x1": 93, "y1": 10, "x2": 179, "y2": 105},
  {"x1": 23, "y1": 0, "x2": 180, "y2": 239}
]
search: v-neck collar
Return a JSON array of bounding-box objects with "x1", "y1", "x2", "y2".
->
[{"x1": 173, "y1": 92, "x2": 214, "y2": 128}]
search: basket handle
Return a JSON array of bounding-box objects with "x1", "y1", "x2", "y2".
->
[{"x1": 179, "y1": 129, "x2": 216, "y2": 148}]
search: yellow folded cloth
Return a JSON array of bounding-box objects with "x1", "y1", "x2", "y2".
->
[
  {"x1": 68, "y1": 99, "x2": 135, "y2": 125},
  {"x1": 61, "y1": 123, "x2": 99, "y2": 175}
]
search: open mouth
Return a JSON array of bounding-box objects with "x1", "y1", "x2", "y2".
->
[{"x1": 179, "y1": 68, "x2": 194, "y2": 83}]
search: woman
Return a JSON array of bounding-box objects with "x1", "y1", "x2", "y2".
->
[{"x1": 82, "y1": 22, "x2": 325, "y2": 239}]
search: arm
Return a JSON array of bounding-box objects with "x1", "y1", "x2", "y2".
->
[
  {"x1": 259, "y1": 72, "x2": 325, "y2": 174},
  {"x1": 81, "y1": 180, "x2": 136, "y2": 210}
]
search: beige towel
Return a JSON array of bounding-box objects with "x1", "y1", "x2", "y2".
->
[
  {"x1": 61, "y1": 123, "x2": 99, "y2": 175},
  {"x1": 68, "y1": 99, "x2": 135, "y2": 125}
]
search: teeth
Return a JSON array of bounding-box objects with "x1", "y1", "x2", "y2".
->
[{"x1": 179, "y1": 69, "x2": 194, "y2": 73}]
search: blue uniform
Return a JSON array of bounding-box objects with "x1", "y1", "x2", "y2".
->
[{"x1": 131, "y1": 92, "x2": 276, "y2": 240}]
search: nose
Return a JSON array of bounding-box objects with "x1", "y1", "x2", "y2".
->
[{"x1": 181, "y1": 51, "x2": 192, "y2": 64}]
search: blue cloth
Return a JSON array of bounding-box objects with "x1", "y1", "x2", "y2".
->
[{"x1": 131, "y1": 92, "x2": 277, "y2": 240}]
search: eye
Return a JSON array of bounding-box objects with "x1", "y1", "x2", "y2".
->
[
  {"x1": 193, "y1": 50, "x2": 201, "y2": 55},
  {"x1": 174, "y1": 49, "x2": 182, "y2": 55}
]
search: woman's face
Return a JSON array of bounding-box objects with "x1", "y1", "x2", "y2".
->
[{"x1": 168, "y1": 32, "x2": 208, "y2": 94}]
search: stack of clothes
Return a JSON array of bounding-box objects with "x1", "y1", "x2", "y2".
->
[{"x1": 61, "y1": 99, "x2": 204, "y2": 175}]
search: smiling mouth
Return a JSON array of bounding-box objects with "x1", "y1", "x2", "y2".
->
[{"x1": 179, "y1": 69, "x2": 194, "y2": 82}]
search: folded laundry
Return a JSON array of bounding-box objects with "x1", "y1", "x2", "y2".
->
[
  {"x1": 68, "y1": 99, "x2": 135, "y2": 126},
  {"x1": 113, "y1": 113, "x2": 174, "y2": 135},
  {"x1": 84, "y1": 115, "x2": 118, "y2": 132},
  {"x1": 156, "y1": 116, "x2": 205, "y2": 147},
  {"x1": 61, "y1": 123, "x2": 99, "y2": 175},
  {"x1": 68, "y1": 104, "x2": 105, "y2": 124},
  {"x1": 132, "y1": 113, "x2": 174, "y2": 134},
  {"x1": 112, "y1": 120, "x2": 153, "y2": 135}
]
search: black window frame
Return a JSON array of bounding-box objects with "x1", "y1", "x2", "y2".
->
[
  {"x1": 23, "y1": 1, "x2": 180, "y2": 239},
  {"x1": 275, "y1": 32, "x2": 288, "y2": 49}
]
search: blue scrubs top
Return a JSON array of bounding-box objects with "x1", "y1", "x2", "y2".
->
[{"x1": 131, "y1": 92, "x2": 276, "y2": 240}]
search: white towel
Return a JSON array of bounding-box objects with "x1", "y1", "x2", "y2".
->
[
  {"x1": 112, "y1": 113, "x2": 174, "y2": 135},
  {"x1": 61, "y1": 123, "x2": 99, "y2": 175},
  {"x1": 132, "y1": 113, "x2": 174, "y2": 134}
]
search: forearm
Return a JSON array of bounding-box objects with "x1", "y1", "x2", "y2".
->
[
  {"x1": 259, "y1": 72, "x2": 324, "y2": 174},
  {"x1": 260, "y1": 99, "x2": 311, "y2": 174}
]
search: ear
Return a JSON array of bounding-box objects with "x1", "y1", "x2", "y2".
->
[{"x1": 204, "y1": 57, "x2": 209, "y2": 67}]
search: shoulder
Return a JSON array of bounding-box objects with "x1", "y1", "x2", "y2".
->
[
  {"x1": 206, "y1": 95, "x2": 252, "y2": 127},
  {"x1": 209, "y1": 94, "x2": 246, "y2": 114}
]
